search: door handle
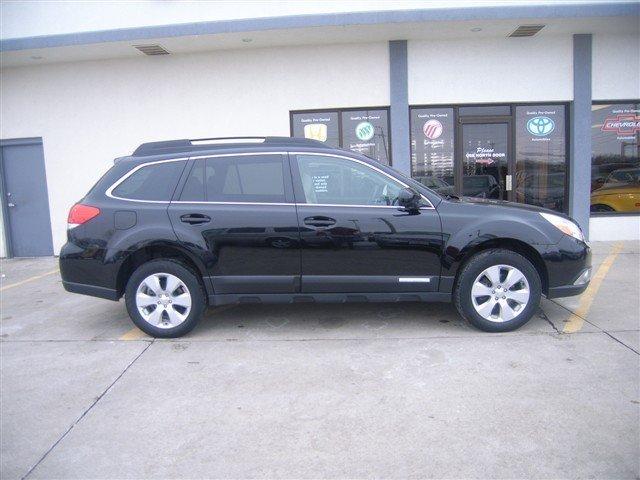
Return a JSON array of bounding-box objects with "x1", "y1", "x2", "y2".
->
[
  {"x1": 180, "y1": 213, "x2": 211, "y2": 225},
  {"x1": 303, "y1": 216, "x2": 336, "y2": 228}
]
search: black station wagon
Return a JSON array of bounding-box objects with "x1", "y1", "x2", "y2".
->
[{"x1": 60, "y1": 137, "x2": 591, "y2": 337}]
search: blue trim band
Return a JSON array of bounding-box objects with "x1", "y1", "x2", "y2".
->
[
  {"x1": 0, "y1": 137, "x2": 43, "y2": 147},
  {"x1": 2, "y1": 2, "x2": 638, "y2": 52}
]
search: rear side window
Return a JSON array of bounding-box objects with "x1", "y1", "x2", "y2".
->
[
  {"x1": 180, "y1": 154, "x2": 286, "y2": 203},
  {"x1": 111, "y1": 160, "x2": 186, "y2": 201}
]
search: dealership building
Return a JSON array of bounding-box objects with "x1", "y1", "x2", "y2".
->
[{"x1": 0, "y1": 1, "x2": 638, "y2": 258}]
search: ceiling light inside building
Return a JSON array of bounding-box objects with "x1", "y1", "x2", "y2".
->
[
  {"x1": 509, "y1": 25, "x2": 545, "y2": 37},
  {"x1": 132, "y1": 44, "x2": 170, "y2": 56}
]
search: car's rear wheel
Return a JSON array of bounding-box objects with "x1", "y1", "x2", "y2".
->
[
  {"x1": 454, "y1": 249, "x2": 541, "y2": 332},
  {"x1": 125, "y1": 259, "x2": 206, "y2": 338}
]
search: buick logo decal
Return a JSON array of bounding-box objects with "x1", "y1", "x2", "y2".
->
[
  {"x1": 355, "y1": 121, "x2": 375, "y2": 141},
  {"x1": 423, "y1": 119, "x2": 443, "y2": 139},
  {"x1": 526, "y1": 116, "x2": 555, "y2": 136}
]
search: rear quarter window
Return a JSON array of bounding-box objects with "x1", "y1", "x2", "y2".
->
[{"x1": 111, "y1": 160, "x2": 186, "y2": 201}]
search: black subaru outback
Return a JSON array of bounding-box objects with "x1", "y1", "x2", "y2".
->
[{"x1": 60, "y1": 137, "x2": 591, "y2": 337}]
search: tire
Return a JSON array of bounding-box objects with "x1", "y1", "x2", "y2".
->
[
  {"x1": 454, "y1": 249, "x2": 541, "y2": 332},
  {"x1": 590, "y1": 204, "x2": 615, "y2": 213},
  {"x1": 125, "y1": 259, "x2": 206, "y2": 338}
]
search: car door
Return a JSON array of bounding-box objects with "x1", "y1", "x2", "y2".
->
[
  {"x1": 290, "y1": 152, "x2": 442, "y2": 293},
  {"x1": 168, "y1": 152, "x2": 301, "y2": 294}
]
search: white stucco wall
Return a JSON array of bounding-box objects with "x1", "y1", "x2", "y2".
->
[
  {"x1": 408, "y1": 35, "x2": 573, "y2": 104},
  {"x1": 0, "y1": 42, "x2": 389, "y2": 254},
  {"x1": 592, "y1": 33, "x2": 640, "y2": 100}
]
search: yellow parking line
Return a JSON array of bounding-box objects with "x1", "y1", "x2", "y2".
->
[
  {"x1": 563, "y1": 242, "x2": 624, "y2": 333},
  {"x1": 119, "y1": 327, "x2": 150, "y2": 341},
  {"x1": 0, "y1": 269, "x2": 60, "y2": 292}
]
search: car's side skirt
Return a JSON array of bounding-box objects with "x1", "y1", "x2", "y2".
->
[{"x1": 208, "y1": 292, "x2": 451, "y2": 306}]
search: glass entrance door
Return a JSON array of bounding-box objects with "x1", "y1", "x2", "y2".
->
[{"x1": 459, "y1": 122, "x2": 511, "y2": 200}]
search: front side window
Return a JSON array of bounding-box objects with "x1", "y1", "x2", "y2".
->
[
  {"x1": 180, "y1": 154, "x2": 286, "y2": 203},
  {"x1": 112, "y1": 160, "x2": 186, "y2": 201},
  {"x1": 296, "y1": 155, "x2": 402, "y2": 206},
  {"x1": 591, "y1": 102, "x2": 640, "y2": 214}
]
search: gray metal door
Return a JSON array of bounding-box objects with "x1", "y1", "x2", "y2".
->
[{"x1": 1, "y1": 139, "x2": 54, "y2": 257}]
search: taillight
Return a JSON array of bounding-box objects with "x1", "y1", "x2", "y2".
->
[{"x1": 68, "y1": 204, "x2": 100, "y2": 229}]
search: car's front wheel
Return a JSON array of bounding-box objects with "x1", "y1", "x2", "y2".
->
[
  {"x1": 125, "y1": 259, "x2": 206, "y2": 338},
  {"x1": 590, "y1": 204, "x2": 615, "y2": 213},
  {"x1": 454, "y1": 249, "x2": 541, "y2": 332}
]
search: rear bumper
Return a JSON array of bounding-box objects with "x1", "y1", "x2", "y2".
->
[
  {"x1": 59, "y1": 241, "x2": 120, "y2": 301},
  {"x1": 62, "y1": 280, "x2": 119, "y2": 301}
]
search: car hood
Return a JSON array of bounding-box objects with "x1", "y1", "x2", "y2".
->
[
  {"x1": 591, "y1": 184, "x2": 640, "y2": 195},
  {"x1": 455, "y1": 196, "x2": 566, "y2": 217}
]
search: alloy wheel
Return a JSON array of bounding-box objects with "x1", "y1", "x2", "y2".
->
[
  {"x1": 135, "y1": 273, "x2": 192, "y2": 329},
  {"x1": 471, "y1": 264, "x2": 530, "y2": 323}
]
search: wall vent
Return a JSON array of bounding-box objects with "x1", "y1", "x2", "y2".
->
[
  {"x1": 133, "y1": 44, "x2": 170, "y2": 56},
  {"x1": 509, "y1": 25, "x2": 545, "y2": 37}
]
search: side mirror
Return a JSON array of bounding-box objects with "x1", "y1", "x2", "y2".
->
[{"x1": 397, "y1": 187, "x2": 421, "y2": 213}]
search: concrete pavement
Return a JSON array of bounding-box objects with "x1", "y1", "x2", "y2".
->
[{"x1": 1, "y1": 241, "x2": 638, "y2": 479}]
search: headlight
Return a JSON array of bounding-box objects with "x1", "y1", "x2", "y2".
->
[{"x1": 539, "y1": 212, "x2": 585, "y2": 242}]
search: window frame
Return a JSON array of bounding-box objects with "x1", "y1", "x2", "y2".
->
[
  {"x1": 106, "y1": 158, "x2": 188, "y2": 203},
  {"x1": 590, "y1": 99, "x2": 640, "y2": 218},
  {"x1": 289, "y1": 151, "x2": 434, "y2": 209},
  {"x1": 173, "y1": 151, "x2": 295, "y2": 205},
  {"x1": 289, "y1": 106, "x2": 393, "y2": 166}
]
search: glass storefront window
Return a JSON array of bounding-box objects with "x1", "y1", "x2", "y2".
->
[
  {"x1": 410, "y1": 108, "x2": 455, "y2": 195},
  {"x1": 291, "y1": 108, "x2": 391, "y2": 165},
  {"x1": 515, "y1": 105, "x2": 567, "y2": 212},
  {"x1": 291, "y1": 111, "x2": 340, "y2": 148},
  {"x1": 591, "y1": 102, "x2": 640, "y2": 214},
  {"x1": 340, "y1": 109, "x2": 391, "y2": 165}
]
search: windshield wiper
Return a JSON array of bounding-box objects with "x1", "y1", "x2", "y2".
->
[{"x1": 444, "y1": 193, "x2": 460, "y2": 200}]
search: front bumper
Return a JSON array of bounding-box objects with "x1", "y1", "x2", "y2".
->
[
  {"x1": 542, "y1": 236, "x2": 592, "y2": 299},
  {"x1": 547, "y1": 283, "x2": 589, "y2": 299}
]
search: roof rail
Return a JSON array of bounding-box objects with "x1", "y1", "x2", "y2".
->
[{"x1": 132, "y1": 136, "x2": 326, "y2": 156}]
